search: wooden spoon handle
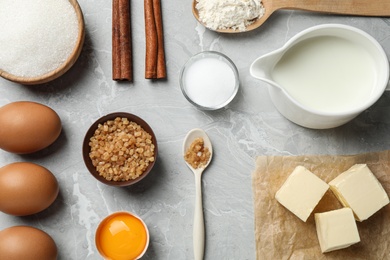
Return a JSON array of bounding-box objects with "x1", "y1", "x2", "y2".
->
[{"x1": 273, "y1": 0, "x2": 390, "y2": 16}]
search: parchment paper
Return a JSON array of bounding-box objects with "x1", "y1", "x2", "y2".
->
[{"x1": 252, "y1": 151, "x2": 390, "y2": 259}]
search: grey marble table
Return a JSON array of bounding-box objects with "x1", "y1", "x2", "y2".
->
[{"x1": 1, "y1": 1, "x2": 390, "y2": 259}]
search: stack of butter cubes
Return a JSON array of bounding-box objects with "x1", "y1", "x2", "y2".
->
[{"x1": 275, "y1": 164, "x2": 389, "y2": 253}]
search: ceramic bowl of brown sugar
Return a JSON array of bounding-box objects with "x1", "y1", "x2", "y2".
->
[
  {"x1": 82, "y1": 112, "x2": 158, "y2": 187},
  {"x1": 0, "y1": 0, "x2": 85, "y2": 85}
]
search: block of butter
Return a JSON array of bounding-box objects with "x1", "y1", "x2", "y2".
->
[
  {"x1": 275, "y1": 166, "x2": 329, "y2": 222},
  {"x1": 329, "y1": 164, "x2": 389, "y2": 221},
  {"x1": 315, "y1": 207, "x2": 360, "y2": 253}
]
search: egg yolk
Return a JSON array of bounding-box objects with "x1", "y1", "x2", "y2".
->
[{"x1": 96, "y1": 213, "x2": 148, "y2": 260}]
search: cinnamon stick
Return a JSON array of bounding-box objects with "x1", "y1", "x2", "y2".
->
[
  {"x1": 144, "y1": 0, "x2": 158, "y2": 79},
  {"x1": 112, "y1": 0, "x2": 132, "y2": 81},
  {"x1": 144, "y1": 0, "x2": 166, "y2": 79},
  {"x1": 153, "y1": 0, "x2": 166, "y2": 79}
]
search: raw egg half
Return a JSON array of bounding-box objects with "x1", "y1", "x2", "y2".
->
[{"x1": 96, "y1": 212, "x2": 149, "y2": 260}]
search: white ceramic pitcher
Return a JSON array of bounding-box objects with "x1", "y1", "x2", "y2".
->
[{"x1": 250, "y1": 24, "x2": 389, "y2": 129}]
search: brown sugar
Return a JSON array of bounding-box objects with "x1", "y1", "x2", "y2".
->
[
  {"x1": 184, "y1": 137, "x2": 211, "y2": 169},
  {"x1": 88, "y1": 117, "x2": 155, "y2": 181}
]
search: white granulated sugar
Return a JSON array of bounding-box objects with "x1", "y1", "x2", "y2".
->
[
  {"x1": 0, "y1": 0, "x2": 79, "y2": 77},
  {"x1": 184, "y1": 56, "x2": 236, "y2": 107},
  {"x1": 196, "y1": 0, "x2": 265, "y2": 31}
]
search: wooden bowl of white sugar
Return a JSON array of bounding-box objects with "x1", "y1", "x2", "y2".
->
[{"x1": 0, "y1": 0, "x2": 85, "y2": 85}]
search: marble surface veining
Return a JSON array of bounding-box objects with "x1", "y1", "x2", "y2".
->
[{"x1": 1, "y1": 1, "x2": 390, "y2": 259}]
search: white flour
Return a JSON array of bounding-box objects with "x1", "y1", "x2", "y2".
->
[{"x1": 196, "y1": 0, "x2": 265, "y2": 31}]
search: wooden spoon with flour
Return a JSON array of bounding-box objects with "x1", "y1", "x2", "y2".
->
[{"x1": 192, "y1": 0, "x2": 390, "y2": 33}]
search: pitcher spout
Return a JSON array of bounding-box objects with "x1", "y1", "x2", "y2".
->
[{"x1": 249, "y1": 51, "x2": 282, "y2": 89}]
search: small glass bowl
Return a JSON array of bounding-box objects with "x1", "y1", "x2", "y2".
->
[{"x1": 180, "y1": 51, "x2": 239, "y2": 110}]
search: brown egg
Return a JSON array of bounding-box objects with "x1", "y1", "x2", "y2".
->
[
  {"x1": 0, "y1": 101, "x2": 62, "y2": 154},
  {"x1": 0, "y1": 162, "x2": 59, "y2": 216},
  {"x1": 0, "y1": 226, "x2": 57, "y2": 260}
]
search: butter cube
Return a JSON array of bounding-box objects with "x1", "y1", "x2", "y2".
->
[
  {"x1": 329, "y1": 164, "x2": 389, "y2": 221},
  {"x1": 275, "y1": 166, "x2": 329, "y2": 222},
  {"x1": 315, "y1": 208, "x2": 360, "y2": 253}
]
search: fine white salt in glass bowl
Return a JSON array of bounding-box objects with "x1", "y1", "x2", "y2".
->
[{"x1": 180, "y1": 51, "x2": 240, "y2": 110}]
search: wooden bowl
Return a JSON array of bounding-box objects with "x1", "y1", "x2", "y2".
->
[
  {"x1": 0, "y1": 0, "x2": 85, "y2": 85},
  {"x1": 82, "y1": 113, "x2": 158, "y2": 187}
]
